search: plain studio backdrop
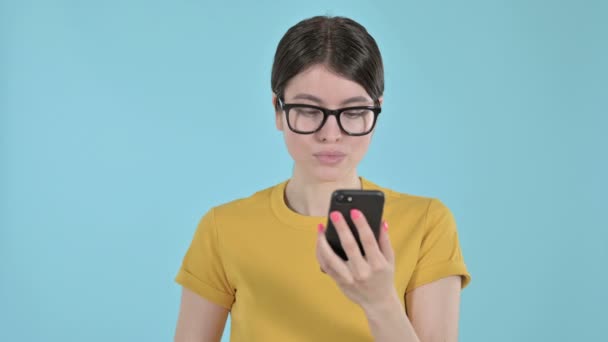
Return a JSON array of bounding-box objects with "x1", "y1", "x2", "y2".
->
[{"x1": 1, "y1": 1, "x2": 606, "y2": 341}]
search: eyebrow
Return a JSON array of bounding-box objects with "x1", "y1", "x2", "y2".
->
[{"x1": 291, "y1": 93, "x2": 373, "y2": 106}]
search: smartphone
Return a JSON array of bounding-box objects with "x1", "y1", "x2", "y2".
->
[{"x1": 325, "y1": 189, "x2": 385, "y2": 261}]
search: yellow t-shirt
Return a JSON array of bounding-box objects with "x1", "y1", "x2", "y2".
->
[{"x1": 175, "y1": 177, "x2": 471, "y2": 341}]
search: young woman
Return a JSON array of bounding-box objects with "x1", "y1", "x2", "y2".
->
[{"x1": 174, "y1": 16, "x2": 471, "y2": 342}]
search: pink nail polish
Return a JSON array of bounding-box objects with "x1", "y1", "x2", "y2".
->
[
  {"x1": 382, "y1": 221, "x2": 389, "y2": 231},
  {"x1": 330, "y1": 211, "x2": 341, "y2": 222},
  {"x1": 350, "y1": 209, "x2": 361, "y2": 219},
  {"x1": 317, "y1": 223, "x2": 324, "y2": 233}
]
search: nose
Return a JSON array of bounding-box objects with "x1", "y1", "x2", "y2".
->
[{"x1": 316, "y1": 115, "x2": 342, "y2": 142}]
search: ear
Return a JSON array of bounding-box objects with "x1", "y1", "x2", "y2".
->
[
  {"x1": 369, "y1": 96, "x2": 383, "y2": 138},
  {"x1": 273, "y1": 94, "x2": 283, "y2": 131}
]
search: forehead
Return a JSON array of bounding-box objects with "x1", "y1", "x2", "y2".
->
[{"x1": 282, "y1": 64, "x2": 370, "y2": 105}]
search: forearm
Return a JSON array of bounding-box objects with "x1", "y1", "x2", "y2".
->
[{"x1": 363, "y1": 291, "x2": 420, "y2": 342}]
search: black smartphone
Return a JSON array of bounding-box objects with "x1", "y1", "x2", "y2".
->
[{"x1": 325, "y1": 189, "x2": 385, "y2": 261}]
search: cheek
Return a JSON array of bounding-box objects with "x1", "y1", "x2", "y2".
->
[
  {"x1": 283, "y1": 131, "x2": 311, "y2": 160},
  {"x1": 349, "y1": 136, "x2": 372, "y2": 159}
]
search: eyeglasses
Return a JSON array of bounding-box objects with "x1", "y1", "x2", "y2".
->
[{"x1": 277, "y1": 97, "x2": 381, "y2": 136}]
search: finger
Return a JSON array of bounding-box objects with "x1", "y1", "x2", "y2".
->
[
  {"x1": 316, "y1": 223, "x2": 337, "y2": 276},
  {"x1": 329, "y1": 211, "x2": 367, "y2": 272},
  {"x1": 349, "y1": 209, "x2": 384, "y2": 265},
  {"x1": 316, "y1": 224, "x2": 328, "y2": 274},
  {"x1": 378, "y1": 220, "x2": 395, "y2": 264},
  {"x1": 317, "y1": 222, "x2": 353, "y2": 283}
]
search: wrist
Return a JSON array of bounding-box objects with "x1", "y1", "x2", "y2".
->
[{"x1": 362, "y1": 290, "x2": 402, "y2": 319}]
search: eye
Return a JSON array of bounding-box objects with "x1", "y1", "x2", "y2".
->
[
  {"x1": 295, "y1": 108, "x2": 322, "y2": 117},
  {"x1": 343, "y1": 110, "x2": 366, "y2": 118}
]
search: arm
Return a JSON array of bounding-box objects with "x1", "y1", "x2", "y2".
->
[
  {"x1": 174, "y1": 287, "x2": 230, "y2": 342},
  {"x1": 406, "y1": 276, "x2": 462, "y2": 341},
  {"x1": 363, "y1": 276, "x2": 462, "y2": 342}
]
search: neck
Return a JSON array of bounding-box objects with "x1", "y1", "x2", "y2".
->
[{"x1": 284, "y1": 167, "x2": 362, "y2": 217}]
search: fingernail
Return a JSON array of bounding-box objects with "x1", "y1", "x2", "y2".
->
[
  {"x1": 330, "y1": 211, "x2": 341, "y2": 222},
  {"x1": 317, "y1": 223, "x2": 325, "y2": 233},
  {"x1": 350, "y1": 209, "x2": 362, "y2": 220},
  {"x1": 382, "y1": 221, "x2": 389, "y2": 231}
]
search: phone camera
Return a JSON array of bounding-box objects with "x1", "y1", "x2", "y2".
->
[{"x1": 335, "y1": 194, "x2": 353, "y2": 203}]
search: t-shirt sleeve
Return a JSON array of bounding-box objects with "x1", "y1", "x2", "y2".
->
[
  {"x1": 175, "y1": 208, "x2": 235, "y2": 309},
  {"x1": 406, "y1": 198, "x2": 471, "y2": 293}
]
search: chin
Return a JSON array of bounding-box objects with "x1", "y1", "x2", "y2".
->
[{"x1": 309, "y1": 166, "x2": 350, "y2": 183}]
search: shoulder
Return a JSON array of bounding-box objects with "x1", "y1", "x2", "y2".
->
[
  {"x1": 363, "y1": 177, "x2": 434, "y2": 209},
  {"x1": 205, "y1": 181, "x2": 284, "y2": 221},
  {"x1": 363, "y1": 177, "x2": 454, "y2": 221}
]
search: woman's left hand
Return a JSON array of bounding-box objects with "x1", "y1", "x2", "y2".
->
[{"x1": 316, "y1": 209, "x2": 397, "y2": 311}]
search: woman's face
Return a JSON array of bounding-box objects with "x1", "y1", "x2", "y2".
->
[{"x1": 275, "y1": 64, "x2": 382, "y2": 182}]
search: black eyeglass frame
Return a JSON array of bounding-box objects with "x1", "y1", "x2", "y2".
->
[{"x1": 277, "y1": 97, "x2": 382, "y2": 136}]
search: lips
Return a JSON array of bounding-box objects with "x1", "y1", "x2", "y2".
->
[{"x1": 314, "y1": 151, "x2": 346, "y2": 165}]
